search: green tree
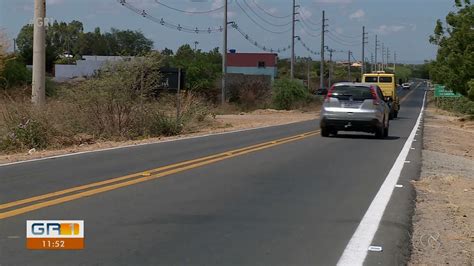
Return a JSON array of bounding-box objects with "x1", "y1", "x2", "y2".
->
[
  {"x1": 429, "y1": 0, "x2": 473, "y2": 99},
  {"x1": 168, "y1": 45, "x2": 222, "y2": 91}
]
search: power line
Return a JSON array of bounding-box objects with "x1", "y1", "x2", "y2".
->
[
  {"x1": 298, "y1": 15, "x2": 321, "y2": 32},
  {"x1": 327, "y1": 33, "x2": 360, "y2": 47},
  {"x1": 330, "y1": 30, "x2": 361, "y2": 39},
  {"x1": 297, "y1": 7, "x2": 322, "y2": 26},
  {"x1": 297, "y1": 37, "x2": 320, "y2": 56},
  {"x1": 154, "y1": 0, "x2": 230, "y2": 14},
  {"x1": 119, "y1": 0, "x2": 224, "y2": 34},
  {"x1": 250, "y1": 0, "x2": 292, "y2": 19},
  {"x1": 235, "y1": 0, "x2": 291, "y2": 34},
  {"x1": 241, "y1": 0, "x2": 292, "y2": 27},
  {"x1": 231, "y1": 22, "x2": 291, "y2": 53},
  {"x1": 298, "y1": 21, "x2": 321, "y2": 38}
]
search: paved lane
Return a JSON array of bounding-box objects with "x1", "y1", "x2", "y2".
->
[{"x1": 0, "y1": 85, "x2": 424, "y2": 265}]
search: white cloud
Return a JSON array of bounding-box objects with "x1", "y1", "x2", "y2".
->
[
  {"x1": 47, "y1": 0, "x2": 65, "y2": 5},
  {"x1": 349, "y1": 9, "x2": 365, "y2": 20},
  {"x1": 313, "y1": 0, "x2": 353, "y2": 4},
  {"x1": 210, "y1": 0, "x2": 235, "y2": 18},
  {"x1": 374, "y1": 25, "x2": 406, "y2": 35},
  {"x1": 299, "y1": 6, "x2": 313, "y2": 20}
]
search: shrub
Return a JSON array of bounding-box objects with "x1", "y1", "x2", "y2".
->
[
  {"x1": 0, "y1": 56, "x2": 31, "y2": 89},
  {"x1": 0, "y1": 103, "x2": 51, "y2": 152},
  {"x1": 272, "y1": 78, "x2": 310, "y2": 110},
  {"x1": 437, "y1": 97, "x2": 474, "y2": 115}
]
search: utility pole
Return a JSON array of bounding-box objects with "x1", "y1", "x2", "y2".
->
[
  {"x1": 327, "y1": 48, "x2": 335, "y2": 87},
  {"x1": 374, "y1": 35, "x2": 378, "y2": 72},
  {"x1": 194, "y1": 41, "x2": 199, "y2": 51},
  {"x1": 361, "y1": 26, "x2": 368, "y2": 76},
  {"x1": 221, "y1": 0, "x2": 227, "y2": 104},
  {"x1": 32, "y1": 0, "x2": 46, "y2": 106},
  {"x1": 393, "y1": 51, "x2": 397, "y2": 72},
  {"x1": 290, "y1": 0, "x2": 299, "y2": 79},
  {"x1": 370, "y1": 53, "x2": 374, "y2": 72},
  {"x1": 307, "y1": 58, "x2": 311, "y2": 91},
  {"x1": 320, "y1": 10, "x2": 327, "y2": 90},
  {"x1": 13, "y1": 38, "x2": 17, "y2": 53},
  {"x1": 348, "y1": 50, "x2": 352, "y2": 81},
  {"x1": 386, "y1": 47, "x2": 390, "y2": 70},
  {"x1": 381, "y1": 42, "x2": 385, "y2": 71}
]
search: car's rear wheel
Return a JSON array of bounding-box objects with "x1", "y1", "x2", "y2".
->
[
  {"x1": 321, "y1": 127, "x2": 329, "y2": 137},
  {"x1": 375, "y1": 124, "x2": 385, "y2": 139},
  {"x1": 393, "y1": 110, "x2": 398, "y2": 118},
  {"x1": 384, "y1": 119, "x2": 389, "y2": 138}
]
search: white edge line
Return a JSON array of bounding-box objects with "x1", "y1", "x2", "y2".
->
[
  {"x1": 0, "y1": 119, "x2": 317, "y2": 168},
  {"x1": 337, "y1": 90, "x2": 426, "y2": 266}
]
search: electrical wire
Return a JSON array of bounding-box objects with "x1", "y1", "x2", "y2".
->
[
  {"x1": 231, "y1": 22, "x2": 291, "y2": 53},
  {"x1": 241, "y1": 0, "x2": 292, "y2": 27},
  {"x1": 154, "y1": 0, "x2": 230, "y2": 14},
  {"x1": 251, "y1": 0, "x2": 292, "y2": 19},
  {"x1": 298, "y1": 23, "x2": 321, "y2": 39},
  {"x1": 327, "y1": 32, "x2": 360, "y2": 46},
  {"x1": 297, "y1": 6, "x2": 322, "y2": 26},
  {"x1": 235, "y1": 0, "x2": 291, "y2": 34},
  {"x1": 297, "y1": 37, "x2": 320, "y2": 56},
  {"x1": 330, "y1": 29, "x2": 362, "y2": 40},
  {"x1": 119, "y1": 0, "x2": 223, "y2": 34},
  {"x1": 299, "y1": 16, "x2": 322, "y2": 33}
]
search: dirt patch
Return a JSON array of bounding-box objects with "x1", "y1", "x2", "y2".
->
[
  {"x1": 0, "y1": 109, "x2": 318, "y2": 164},
  {"x1": 409, "y1": 106, "x2": 474, "y2": 265}
]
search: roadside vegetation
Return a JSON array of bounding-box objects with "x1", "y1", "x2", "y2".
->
[{"x1": 0, "y1": 52, "x2": 212, "y2": 153}]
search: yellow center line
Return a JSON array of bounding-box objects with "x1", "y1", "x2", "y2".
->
[{"x1": 0, "y1": 131, "x2": 320, "y2": 219}]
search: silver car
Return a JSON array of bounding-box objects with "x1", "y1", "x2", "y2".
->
[{"x1": 320, "y1": 83, "x2": 390, "y2": 138}]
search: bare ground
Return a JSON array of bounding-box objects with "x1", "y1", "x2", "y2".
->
[
  {"x1": 409, "y1": 106, "x2": 474, "y2": 265},
  {"x1": 0, "y1": 109, "x2": 318, "y2": 164}
]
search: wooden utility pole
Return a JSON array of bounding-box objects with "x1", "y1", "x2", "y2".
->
[{"x1": 32, "y1": 0, "x2": 46, "y2": 106}]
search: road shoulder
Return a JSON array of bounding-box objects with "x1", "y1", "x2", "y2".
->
[{"x1": 409, "y1": 106, "x2": 474, "y2": 265}]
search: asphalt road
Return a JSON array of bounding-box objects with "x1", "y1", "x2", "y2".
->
[{"x1": 0, "y1": 84, "x2": 426, "y2": 265}]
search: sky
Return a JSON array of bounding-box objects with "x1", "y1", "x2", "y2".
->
[{"x1": 0, "y1": 0, "x2": 458, "y2": 64}]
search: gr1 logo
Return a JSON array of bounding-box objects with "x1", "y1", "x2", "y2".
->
[{"x1": 26, "y1": 220, "x2": 84, "y2": 250}]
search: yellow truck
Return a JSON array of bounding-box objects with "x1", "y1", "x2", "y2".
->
[{"x1": 362, "y1": 72, "x2": 399, "y2": 119}]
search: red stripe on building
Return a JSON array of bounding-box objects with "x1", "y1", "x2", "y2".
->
[{"x1": 227, "y1": 53, "x2": 277, "y2": 67}]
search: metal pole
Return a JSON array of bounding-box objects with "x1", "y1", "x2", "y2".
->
[
  {"x1": 386, "y1": 47, "x2": 389, "y2": 70},
  {"x1": 32, "y1": 0, "x2": 46, "y2": 106},
  {"x1": 381, "y1": 42, "x2": 385, "y2": 71},
  {"x1": 221, "y1": 0, "x2": 227, "y2": 104},
  {"x1": 307, "y1": 58, "x2": 310, "y2": 91},
  {"x1": 394, "y1": 51, "x2": 397, "y2": 72},
  {"x1": 320, "y1": 10, "x2": 325, "y2": 90},
  {"x1": 13, "y1": 38, "x2": 17, "y2": 53},
  {"x1": 177, "y1": 68, "x2": 181, "y2": 121},
  {"x1": 375, "y1": 35, "x2": 379, "y2": 72},
  {"x1": 361, "y1": 26, "x2": 366, "y2": 76},
  {"x1": 328, "y1": 49, "x2": 333, "y2": 87},
  {"x1": 348, "y1": 50, "x2": 351, "y2": 81},
  {"x1": 290, "y1": 0, "x2": 295, "y2": 79}
]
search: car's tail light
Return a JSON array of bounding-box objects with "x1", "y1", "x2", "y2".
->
[
  {"x1": 325, "y1": 85, "x2": 335, "y2": 102},
  {"x1": 370, "y1": 86, "x2": 380, "y2": 105}
]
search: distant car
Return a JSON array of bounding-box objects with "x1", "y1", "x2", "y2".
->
[
  {"x1": 316, "y1": 88, "x2": 328, "y2": 95},
  {"x1": 320, "y1": 83, "x2": 390, "y2": 138},
  {"x1": 402, "y1": 83, "x2": 411, "y2": 90}
]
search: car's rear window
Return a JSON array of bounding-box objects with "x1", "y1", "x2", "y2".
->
[
  {"x1": 364, "y1": 76, "x2": 378, "y2": 83},
  {"x1": 379, "y1": 77, "x2": 393, "y2": 83},
  {"x1": 332, "y1": 86, "x2": 373, "y2": 101}
]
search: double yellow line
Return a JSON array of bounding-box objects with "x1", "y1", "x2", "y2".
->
[
  {"x1": 0, "y1": 130, "x2": 320, "y2": 220},
  {"x1": 0, "y1": 86, "x2": 420, "y2": 220}
]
